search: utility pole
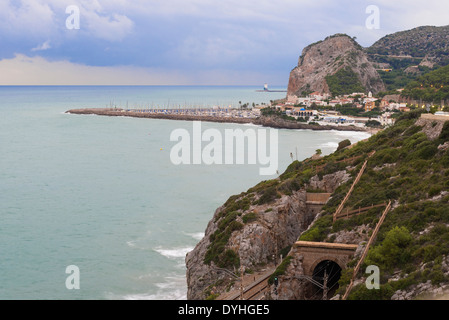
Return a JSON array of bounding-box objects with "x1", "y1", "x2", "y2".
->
[
  {"x1": 322, "y1": 268, "x2": 328, "y2": 300},
  {"x1": 240, "y1": 265, "x2": 244, "y2": 300}
]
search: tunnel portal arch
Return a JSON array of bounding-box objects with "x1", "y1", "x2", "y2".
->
[{"x1": 309, "y1": 259, "x2": 343, "y2": 299}]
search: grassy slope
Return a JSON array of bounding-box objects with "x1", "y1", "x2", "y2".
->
[{"x1": 297, "y1": 110, "x2": 449, "y2": 299}]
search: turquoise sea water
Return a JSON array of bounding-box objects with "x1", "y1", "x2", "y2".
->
[{"x1": 0, "y1": 86, "x2": 370, "y2": 299}]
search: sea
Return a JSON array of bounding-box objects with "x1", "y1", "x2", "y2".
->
[{"x1": 0, "y1": 86, "x2": 371, "y2": 300}]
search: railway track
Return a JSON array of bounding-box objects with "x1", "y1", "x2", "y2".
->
[{"x1": 226, "y1": 270, "x2": 273, "y2": 300}]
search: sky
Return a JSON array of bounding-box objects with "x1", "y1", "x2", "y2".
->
[{"x1": 0, "y1": 0, "x2": 448, "y2": 86}]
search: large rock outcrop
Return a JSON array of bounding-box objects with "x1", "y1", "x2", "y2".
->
[
  {"x1": 287, "y1": 34, "x2": 385, "y2": 97},
  {"x1": 185, "y1": 190, "x2": 310, "y2": 300},
  {"x1": 185, "y1": 171, "x2": 351, "y2": 300}
]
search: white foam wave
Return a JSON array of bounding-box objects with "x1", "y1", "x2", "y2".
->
[
  {"x1": 242, "y1": 123, "x2": 263, "y2": 128},
  {"x1": 106, "y1": 274, "x2": 188, "y2": 300},
  {"x1": 154, "y1": 246, "x2": 193, "y2": 259},
  {"x1": 126, "y1": 240, "x2": 137, "y2": 248},
  {"x1": 332, "y1": 130, "x2": 372, "y2": 140},
  {"x1": 122, "y1": 289, "x2": 187, "y2": 300},
  {"x1": 319, "y1": 141, "x2": 339, "y2": 148},
  {"x1": 184, "y1": 232, "x2": 205, "y2": 241}
]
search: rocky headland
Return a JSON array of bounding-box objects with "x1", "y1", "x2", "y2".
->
[{"x1": 287, "y1": 34, "x2": 385, "y2": 97}]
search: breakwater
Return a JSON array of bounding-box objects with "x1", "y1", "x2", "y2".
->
[{"x1": 65, "y1": 108, "x2": 369, "y2": 132}]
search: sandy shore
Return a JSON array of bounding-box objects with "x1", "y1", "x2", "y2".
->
[{"x1": 65, "y1": 108, "x2": 371, "y2": 132}]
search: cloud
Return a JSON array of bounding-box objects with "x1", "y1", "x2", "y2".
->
[
  {"x1": 349, "y1": 0, "x2": 449, "y2": 40},
  {"x1": 0, "y1": 1, "x2": 448, "y2": 86},
  {"x1": 0, "y1": 54, "x2": 282, "y2": 85},
  {"x1": 31, "y1": 40, "x2": 52, "y2": 52},
  {"x1": 0, "y1": 0, "x2": 56, "y2": 37},
  {"x1": 81, "y1": 6, "x2": 134, "y2": 42},
  {"x1": 0, "y1": 0, "x2": 134, "y2": 42},
  {"x1": 0, "y1": 54, "x2": 182, "y2": 85}
]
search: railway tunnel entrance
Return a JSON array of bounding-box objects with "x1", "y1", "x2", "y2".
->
[
  {"x1": 308, "y1": 260, "x2": 342, "y2": 300},
  {"x1": 292, "y1": 241, "x2": 358, "y2": 300}
]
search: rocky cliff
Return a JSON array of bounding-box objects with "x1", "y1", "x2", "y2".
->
[
  {"x1": 287, "y1": 34, "x2": 385, "y2": 97},
  {"x1": 185, "y1": 169, "x2": 351, "y2": 300}
]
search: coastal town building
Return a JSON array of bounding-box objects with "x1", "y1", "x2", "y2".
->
[
  {"x1": 309, "y1": 91, "x2": 330, "y2": 101},
  {"x1": 380, "y1": 99, "x2": 390, "y2": 110},
  {"x1": 291, "y1": 108, "x2": 318, "y2": 118},
  {"x1": 274, "y1": 89, "x2": 418, "y2": 129},
  {"x1": 364, "y1": 101, "x2": 376, "y2": 112},
  {"x1": 386, "y1": 102, "x2": 408, "y2": 111},
  {"x1": 363, "y1": 92, "x2": 378, "y2": 104},
  {"x1": 378, "y1": 112, "x2": 395, "y2": 126}
]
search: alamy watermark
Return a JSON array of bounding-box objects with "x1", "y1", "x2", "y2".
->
[
  {"x1": 365, "y1": 265, "x2": 380, "y2": 290},
  {"x1": 65, "y1": 265, "x2": 80, "y2": 290},
  {"x1": 66, "y1": 5, "x2": 80, "y2": 30},
  {"x1": 169, "y1": 121, "x2": 279, "y2": 176},
  {"x1": 366, "y1": 5, "x2": 380, "y2": 30}
]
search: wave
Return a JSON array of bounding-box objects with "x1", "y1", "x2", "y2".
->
[
  {"x1": 184, "y1": 232, "x2": 205, "y2": 241},
  {"x1": 332, "y1": 130, "x2": 372, "y2": 140},
  {"x1": 126, "y1": 239, "x2": 151, "y2": 250},
  {"x1": 154, "y1": 246, "x2": 194, "y2": 259},
  {"x1": 319, "y1": 141, "x2": 339, "y2": 148},
  {"x1": 106, "y1": 274, "x2": 188, "y2": 300},
  {"x1": 242, "y1": 122, "x2": 263, "y2": 128},
  {"x1": 126, "y1": 240, "x2": 137, "y2": 248},
  {"x1": 106, "y1": 289, "x2": 187, "y2": 300},
  {"x1": 121, "y1": 288, "x2": 187, "y2": 300}
]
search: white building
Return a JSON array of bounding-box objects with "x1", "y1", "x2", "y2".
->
[
  {"x1": 387, "y1": 103, "x2": 407, "y2": 111},
  {"x1": 378, "y1": 112, "x2": 395, "y2": 126}
]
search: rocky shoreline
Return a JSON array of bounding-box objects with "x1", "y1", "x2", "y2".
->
[{"x1": 65, "y1": 108, "x2": 370, "y2": 132}]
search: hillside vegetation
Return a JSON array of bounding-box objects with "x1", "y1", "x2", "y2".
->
[
  {"x1": 401, "y1": 64, "x2": 449, "y2": 102},
  {"x1": 295, "y1": 110, "x2": 449, "y2": 299},
  {"x1": 325, "y1": 67, "x2": 366, "y2": 97},
  {"x1": 368, "y1": 25, "x2": 449, "y2": 66}
]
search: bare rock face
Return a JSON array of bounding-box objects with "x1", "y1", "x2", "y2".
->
[
  {"x1": 185, "y1": 190, "x2": 310, "y2": 300},
  {"x1": 308, "y1": 170, "x2": 351, "y2": 193},
  {"x1": 416, "y1": 116, "x2": 446, "y2": 140},
  {"x1": 287, "y1": 34, "x2": 385, "y2": 97},
  {"x1": 184, "y1": 206, "x2": 222, "y2": 300},
  {"x1": 268, "y1": 252, "x2": 306, "y2": 300},
  {"x1": 326, "y1": 224, "x2": 370, "y2": 244}
]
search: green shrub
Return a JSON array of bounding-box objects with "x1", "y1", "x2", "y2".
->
[
  {"x1": 257, "y1": 186, "x2": 279, "y2": 205},
  {"x1": 242, "y1": 212, "x2": 258, "y2": 224},
  {"x1": 268, "y1": 256, "x2": 292, "y2": 285},
  {"x1": 325, "y1": 67, "x2": 366, "y2": 96},
  {"x1": 205, "y1": 214, "x2": 244, "y2": 268},
  {"x1": 348, "y1": 283, "x2": 395, "y2": 300},
  {"x1": 439, "y1": 121, "x2": 449, "y2": 141},
  {"x1": 219, "y1": 249, "x2": 240, "y2": 269},
  {"x1": 365, "y1": 226, "x2": 413, "y2": 271},
  {"x1": 337, "y1": 139, "x2": 352, "y2": 151},
  {"x1": 428, "y1": 186, "x2": 442, "y2": 198},
  {"x1": 299, "y1": 215, "x2": 333, "y2": 242},
  {"x1": 278, "y1": 178, "x2": 301, "y2": 195},
  {"x1": 417, "y1": 144, "x2": 438, "y2": 160}
]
